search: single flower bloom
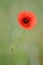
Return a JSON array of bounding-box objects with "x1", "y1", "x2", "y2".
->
[{"x1": 18, "y1": 11, "x2": 37, "y2": 30}]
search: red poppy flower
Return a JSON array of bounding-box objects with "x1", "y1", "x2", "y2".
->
[{"x1": 18, "y1": 11, "x2": 37, "y2": 30}]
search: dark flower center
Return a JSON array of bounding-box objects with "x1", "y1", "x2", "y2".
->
[{"x1": 23, "y1": 17, "x2": 29, "y2": 24}]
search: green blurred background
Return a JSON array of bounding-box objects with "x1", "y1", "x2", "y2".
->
[{"x1": 0, "y1": 0, "x2": 43, "y2": 65}]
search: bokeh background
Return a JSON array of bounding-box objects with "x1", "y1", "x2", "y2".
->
[{"x1": 0, "y1": 0, "x2": 43, "y2": 65}]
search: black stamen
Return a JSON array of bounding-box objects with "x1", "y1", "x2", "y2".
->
[{"x1": 23, "y1": 17, "x2": 29, "y2": 24}]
